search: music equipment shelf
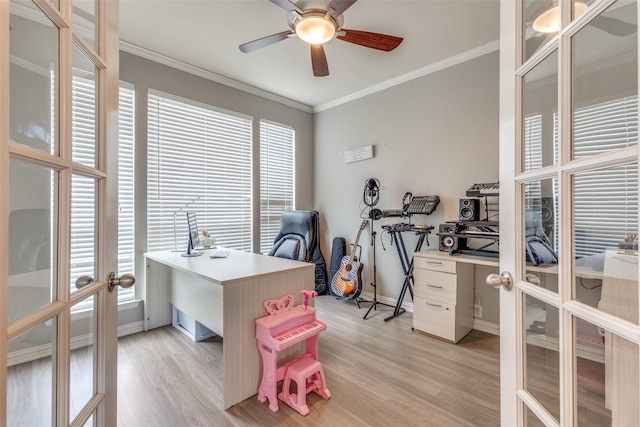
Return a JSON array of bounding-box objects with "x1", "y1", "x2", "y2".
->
[{"x1": 438, "y1": 221, "x2": 499, "y2": 257}]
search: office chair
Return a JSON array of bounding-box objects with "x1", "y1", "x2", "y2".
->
[
  {"x1": 525, "y1": 211, "x2": 558, "y2": 266},
  {"x1": 268, "y1": 210, "x2": 319, "y2": 262}
]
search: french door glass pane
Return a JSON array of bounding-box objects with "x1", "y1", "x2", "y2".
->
[
  {"x1": 73, "y1": 0, "x2": 97, "y2": 51},
  {"x1": 525, "y1": 405, "x2": 546, "y2": 426},
  {"x1": 524, "y1": 0, "x2": 595, "y2": 62},
  {"x1": 72, "y1": 46, "x2": 98, "y2": 168},
  {"x1": 8, "y1": 161, "x2": 57, "y2": 323},
  {"x1": 572, "y1": 164, "x2": 638, "y2": 323},
  {"x1": 7, "y1": 317, "x2": 57, "y2": 426},
  {"x1": 572, "y1": 0, "x2": 637, "y2": 160},
  {"x1": 9, "y1": 0, "x2": 58, "y2": 155},
  {"x1": 575, "y1": 317, "x2": 639, "y2": 425},
  {"x1": 524, "y1": 294, "x2": 560, "y2": 423},
  {"x1": 70, "y1": 295, "x2": 97, "y2": 423},
  {"x1": 524, "y1": 178, "x2": 559, "y2": 283},
  {"x1": 71, "y1": 174, "x2": 96, "y2": 296},
  {"x1": 574, "y1": 316, "x2": 609, "y2": 425},
  {"x1": 523, "y1": 50, "x2": 558, "y2": 171}
]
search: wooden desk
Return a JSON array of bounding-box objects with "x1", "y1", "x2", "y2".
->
[{"x1": 143, "y1": 249, "x2": 315, "y2": 409}]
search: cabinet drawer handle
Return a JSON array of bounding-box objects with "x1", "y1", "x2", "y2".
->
[
  {"x1": 425, "y1": 261, "x2": 442, "y2": 265},
  {"x1": 426, "y1": 284, "x2": 443, "y2": 289},
  {"x1": 425, "y1": 302, "x2": 442, "y2": 308}
]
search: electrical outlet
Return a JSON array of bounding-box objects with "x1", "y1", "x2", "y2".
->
[{"x1": 474, "y1": 304, "x2": 483, "y2": 319}]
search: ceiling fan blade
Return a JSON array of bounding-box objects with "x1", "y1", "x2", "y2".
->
[
  {"x1": 269, "y1": 0, "x2": 303, "y2": 14},
  {"x1": 239, "y1": 30, "x2": 295, "y2": 53},
  {"x1": 310, "y1": 44, "x2": 329, "y2": 77},
  {"x1": 591, "y1": 16, "x2": 636, "y2": 37},
  {"x1": 526, "y1": 34, "x2": 547, "y2": 58},
  {"x1": 337, "y1": 29, "x2": 403, "y2": 52},
  {"x1": 326, "y1": 0, "x2": 358, "y2": 19}
]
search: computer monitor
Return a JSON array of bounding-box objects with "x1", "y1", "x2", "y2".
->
[{"x1": 182, "y1": 211, "x2": 204, "y2": 257}]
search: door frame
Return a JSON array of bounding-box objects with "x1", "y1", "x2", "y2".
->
[{"x1": 1, "y1": 0, "x2": 120, "y2": 425}]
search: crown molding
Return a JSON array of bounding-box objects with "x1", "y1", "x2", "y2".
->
[
  {"x1": 313, "y1": 39, "x2": 501, "y2": 113},
  {"x1": 119, "y1": 40, "x2": 314, "y2": 113},
  {"x1": 120, "y1": 39, "x2": 500, "y2": 115}
]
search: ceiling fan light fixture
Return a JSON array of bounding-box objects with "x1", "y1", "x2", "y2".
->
[
  {"x1": 533, "y1": 1, "x2": 589, "y2": 33},
  {"x1": 295, "y1": 16, "x2": 336, "y2": 44}
]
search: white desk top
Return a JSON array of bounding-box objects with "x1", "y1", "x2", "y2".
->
[
  {"x1": 144, "y1": 249, "x2": 314, "y2": 285},
  {"x1": 415, "y1": 249, "x2": 499, "y2": 267},
  {"x1": 415, "y1": 249, "x2": 604, "y2": 279}
]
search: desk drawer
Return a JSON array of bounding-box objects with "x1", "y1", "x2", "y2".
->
[
  {"x1": 413, "y1": 296, "x2": 456, "y2": 342},
  {"x1": 413, "y1": 269, "x2": 457, "y2": 304},
  {"x1": 414, "y1": 256, "x2": 457, "y2": 274}
]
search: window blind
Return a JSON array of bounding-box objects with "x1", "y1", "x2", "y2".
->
[
  {"x1": 117, "y1": 83, "x2": 135, "y2": 304},
  {"x1": 523, "y1": 114, "x2": 543, "y2": 210},
  {"x1": 147, "y1": 92, "x2": 253, "y2": 253},
  {"x1": 259, "y1": 120, "x2": 295, "y2": 255},
  {"x1": 573, "y1": 96, "x2": 638, "y2": 257},
  {"x1": 69, "y1": 79, "x2": 135, "y2": 310}
]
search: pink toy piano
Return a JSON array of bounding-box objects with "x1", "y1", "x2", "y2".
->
[{"x1": 255, "y1": 292, "x2": 331, "y2": 415}]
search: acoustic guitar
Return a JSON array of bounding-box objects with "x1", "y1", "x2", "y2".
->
[{"x1": 330, "y1": 220, "x2": 367, "y2": 299}]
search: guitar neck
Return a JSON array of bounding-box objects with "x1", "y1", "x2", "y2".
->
[{"x1": 347, "y1": 220, "x2": 368, "y2": 268}]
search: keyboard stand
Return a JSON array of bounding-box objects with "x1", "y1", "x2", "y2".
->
[{"x1": 382, "y1": 224, "x2": 433, "y2": 322}]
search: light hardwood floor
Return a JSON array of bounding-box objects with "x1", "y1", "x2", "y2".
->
[{"x1": 117, "y1": 296, "x2": 501, "y2": 427}]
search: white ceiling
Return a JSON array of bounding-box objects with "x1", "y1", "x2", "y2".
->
[{"x1": 119, "y1": 0, "x2": 500, "y2": 110}]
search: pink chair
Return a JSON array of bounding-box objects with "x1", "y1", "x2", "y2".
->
[{"x1": 278, "y1": 355, "x2": 331, "y2": 416}]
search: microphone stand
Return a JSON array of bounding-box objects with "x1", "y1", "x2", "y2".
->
[{"x1": 359, "y1": 219, "x2": 394, "y2": 319}]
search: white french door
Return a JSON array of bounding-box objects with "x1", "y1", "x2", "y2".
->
[
  {"x1": 499, "y1": 0, "x2": 639, "y2": 425},
  {"x1": 1, "y1": 0, "x2": 120, "y2": 426}
]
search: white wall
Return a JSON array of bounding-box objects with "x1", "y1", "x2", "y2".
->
[{"x1": 314, "y1": 51, "x2": 500, "y2": 321}]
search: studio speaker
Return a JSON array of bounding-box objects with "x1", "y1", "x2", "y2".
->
[
  {"x1": 459, "y1": 199, "x2": 480, "y2": 221},
  {"x1": 541, "y1": 197, "x2": 555, "y2": 225},
  {"x1": 439, "y1": 235, "x2": 467, "y2": 252}
]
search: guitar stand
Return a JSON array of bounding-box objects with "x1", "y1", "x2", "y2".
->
[
  {"x1": 356, "y1": 228, "x2": 394, "y2": 319},
  {"x1": 381, "y1": 225, "x2": 432, "y2": 322}
]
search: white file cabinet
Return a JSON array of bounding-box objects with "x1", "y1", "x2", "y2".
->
[{"x1": 413, "y1": 251, "x2": 474, "y2": 343}]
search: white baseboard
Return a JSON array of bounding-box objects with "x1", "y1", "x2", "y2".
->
[
  {"x1": 473, "y1": 319, "x2": 500, "y2": 336},
  {"x1": 8, "y1": 321, "x2": 145, "y2": 367}
]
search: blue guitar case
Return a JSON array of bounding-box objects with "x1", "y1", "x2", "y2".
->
[
  {"x1": 329, "y1": 237, "x2": 346, "y2": 296},
  {"x1": 313, "y1": 245, "x2": 328, "y2": 295}
]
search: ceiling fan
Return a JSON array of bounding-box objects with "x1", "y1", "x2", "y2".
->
[{"x1": 239, "y1": 0, "x2": 403, "y2": 77}]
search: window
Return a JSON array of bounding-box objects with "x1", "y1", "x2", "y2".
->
[
  {"x1": 259, "y1": 120, "x2": 295, "y2": 254},
  {"x1": 147, "y1": 91, "x2": 252, "y2": 253},
  {"x1": 70, "y1": 80, "x2": 135, "y2": 308}
]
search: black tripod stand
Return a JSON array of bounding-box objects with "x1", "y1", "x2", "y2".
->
[{"x1": 357, "y1": 221, "x2": 394, "y2": 319}]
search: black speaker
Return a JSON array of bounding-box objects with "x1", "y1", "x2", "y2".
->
[
  {"x1": 541, "y1": 197, "x2": 555, "y2": 225},
  {"x1": 439, "y1": 235, "x2": 467, "y2": 252},
  {"x1": 459, "y1": 199, "x2": 480, "y2": 221}
]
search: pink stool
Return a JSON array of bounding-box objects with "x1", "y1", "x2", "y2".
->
[{"x1": 278, "y1": 356, "x2": 331, "y2": 416}]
